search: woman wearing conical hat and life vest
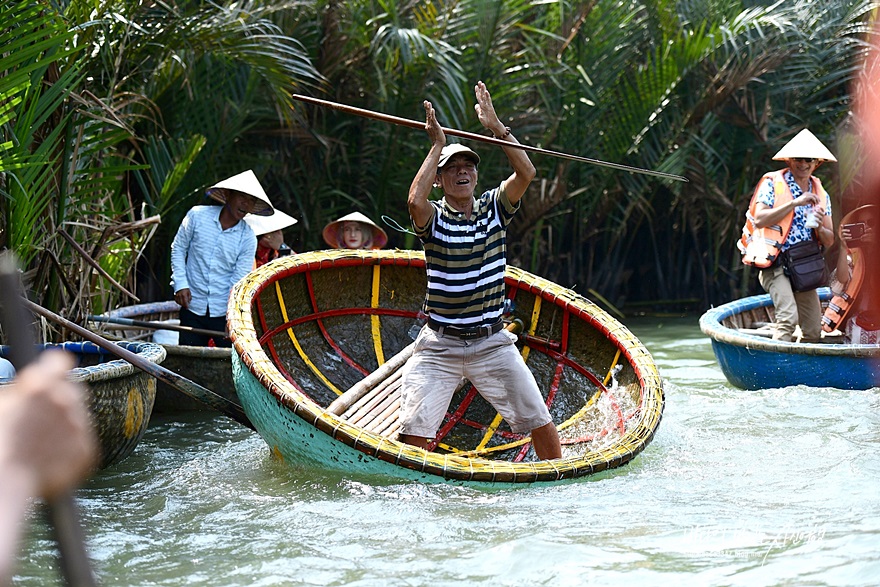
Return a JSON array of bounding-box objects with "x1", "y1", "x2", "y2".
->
[
  {"x1": 739, "y1": 129, "x2": 837, "y2": 342},
  {"x1": 322, "y1": 211, "x2": 388, "y2": 250}
]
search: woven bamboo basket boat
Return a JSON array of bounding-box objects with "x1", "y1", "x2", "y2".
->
[
  {"x1": 700, "y1": 290, "x2": 880, "y2": 390},
  {"x1": 0, "y1": 341, "x2": 166, "y2": 469},
  {"x1": 228, "y1": 249, "x2": 665, "y2": 484},
  {"x1": 97, "y1": 301, "x2": 234, "y2": 412}
]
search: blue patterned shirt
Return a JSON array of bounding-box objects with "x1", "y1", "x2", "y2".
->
[
  {"x1": 170, "y1": 205, "x2": 257, "y2": 317},
  {"x1": 756, "y1": 169, "x2": 831, "y2": 251}
]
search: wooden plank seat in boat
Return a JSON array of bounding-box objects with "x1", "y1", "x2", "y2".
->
[
  {"x1": 326, "y1": 342, "x2": 414, "y2": 438},
  {"x1": 326, "y1": 341, "x2": 471, "y2": 439}
]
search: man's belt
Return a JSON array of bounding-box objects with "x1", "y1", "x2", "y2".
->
[{"x1": 427, "y1": 318, "x2": 503, "y2": 340}]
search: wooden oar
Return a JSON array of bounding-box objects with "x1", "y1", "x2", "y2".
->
[
  {"x1": 0, "y1": 253, "x2": 99, "y2": 587},
  {"x1": 291, "y1": 94, "x2": 689, "y2": 183},
  {"x1": 87, "y1": 314, "x2": 227, "y2": 340},
  {"x1": 24, "y1": 299, "x2": 254, "y2": 430}
]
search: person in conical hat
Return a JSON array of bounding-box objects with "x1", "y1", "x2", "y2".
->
[
  {"x1": 170, "y1": 170, "x2": 276, "y2": 347},
  {"x1": 244, "y1": 209, "x2": 298, "y2": 267},
  {"x1": 322, "y1": 211, "x2": 388, "y2": 250},
  {"x1": 743, "y1": 129, "x2": 837, "y2": 342}
]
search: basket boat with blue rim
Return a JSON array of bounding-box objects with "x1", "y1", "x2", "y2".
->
[
  {"x1": 0, "y1": 341, "x2": 165, "y2": 468},
  {"x1": 699, "y1": 289, "x2": 880, "y2": 390}
]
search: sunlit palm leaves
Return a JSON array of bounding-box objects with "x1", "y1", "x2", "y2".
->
[
  {"x1": 3, "y1": 0, "x2": 323, "y2": 326},
  {"x1": 4, "y1": 0, "x2": 877, "y2": 322}
]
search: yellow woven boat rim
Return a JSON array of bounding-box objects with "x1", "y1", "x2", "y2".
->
[{"x1": 228, "y1": 249, "x2": 664, "y2": 481}]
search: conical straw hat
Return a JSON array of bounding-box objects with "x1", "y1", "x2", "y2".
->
[
  {"x1": 244, "y1": 209, "x2": 298, "y2": 236},
  {"x1": 206, "y1": 170, "x2": 275, "y2": 216},
  {"x1": 772, "y1": 129, "x2": 837, "y2": 162},
  {"x1": 322, "y1": 211, "x2": 388, "y2": 249}
]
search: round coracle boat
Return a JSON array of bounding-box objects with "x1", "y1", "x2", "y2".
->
[
  {"x1": 700, "y1": 290, "x2": 880, "y2": 390},
  {"x1": 228, "y1": 249, "x2": 665, "y2": 485},
  {"x1": 97, "y1": 301, "x2": 234, "y2": 412},
  {"x1": 0, "y1": 341, "x2": 166, "y2": 468}
]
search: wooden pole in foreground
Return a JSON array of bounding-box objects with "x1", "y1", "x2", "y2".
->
[
  {"x1": 0, "y1": 253, "x2": 99, "y2": 587},
  {"x1": 291, "y1": 94, "x2": 689, "y2": 183},
  {"x1": 24, "y1": 299, "x2": 254, "y2": 430}
]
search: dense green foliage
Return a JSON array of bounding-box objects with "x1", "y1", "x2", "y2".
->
[{"x1": 2, "y1": 0, "x2": 877, "y2": 323}]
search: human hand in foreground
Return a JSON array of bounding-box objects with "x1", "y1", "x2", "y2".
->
[
  {"x1": 0, "y1": 351, "x2": 97, "y2": 581},
  {"x1": 0, "y1": 351, "x2": 97, "y2": 499},
  {"x1": 174, "y1": 288, "x2": 192, "y2": 309}
]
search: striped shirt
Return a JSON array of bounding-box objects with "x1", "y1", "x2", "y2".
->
[
  {"x1": 414, "y1": 186, "x2": 519, "y2": 327},
  {"x1": 170, "y1": 205, "x2": 257, "y2": 317}
]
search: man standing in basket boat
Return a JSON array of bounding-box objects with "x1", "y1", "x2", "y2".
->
[
  {"x1": 739, "y1": 129, "x2": 837, "y2": 342},
  {"x1": 171, "y1": 170, "x2": 275, "y2": 347},
  {"x1": 399, "y1": 81, "x2": 562, "y2": 460}
]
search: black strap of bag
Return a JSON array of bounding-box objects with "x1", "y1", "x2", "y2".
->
[{"x1": 781, "y1": 239, "x2": 828, "y2": 292}]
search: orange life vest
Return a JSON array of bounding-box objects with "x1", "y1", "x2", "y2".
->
[
  {"x1": 822, "y1": 248, "x2": 864, "y2": 333},
  {"x1": 821, "y1": 204, "x2": 874, "y2": 333},
  {"x1": 738, "y1": 170, "x2": 827, "y2": 267}
]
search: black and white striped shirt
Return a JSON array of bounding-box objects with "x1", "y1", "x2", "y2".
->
[{"x1": 414, "y1": 186, "x2": 519, "y2": 327}]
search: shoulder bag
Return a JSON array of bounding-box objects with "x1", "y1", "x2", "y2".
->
[{"x1": 781, "y1": 239, "x2": 828, "y2": 292}]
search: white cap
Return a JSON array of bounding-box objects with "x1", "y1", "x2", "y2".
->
[{"x1": 438, "y1": 144, "x2": 480, "y2": 168}]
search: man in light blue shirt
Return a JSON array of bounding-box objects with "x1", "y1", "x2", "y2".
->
[{"x1": 170, "y1": 170, "x2": 275, "y2": 346}]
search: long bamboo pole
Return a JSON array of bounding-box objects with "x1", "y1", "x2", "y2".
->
[
  {"x1": 87, "y1": 314, "x2": 227, "y2": 340},
  {"x1": 0, "y1": 253, "x2": 98, "y2": 587},
  {"x1": 23, "y1": 299, "x2": 254, "y2": 430},
  {"x1": 291, "y1": 94, "x2": 689, "y2": 183}
]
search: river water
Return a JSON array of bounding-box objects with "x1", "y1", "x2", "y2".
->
[{"x1": 12, "y1": 317, "x2": 880, "y2": 586}]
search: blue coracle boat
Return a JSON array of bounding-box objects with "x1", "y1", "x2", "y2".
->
[{"x1": 700, "y1": 288, "x2": 880, "y2": 390}]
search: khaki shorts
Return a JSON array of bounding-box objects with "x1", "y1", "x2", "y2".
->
[
  {"x1": 758, "y1": 265, "x2": 822, "y2": 341},
  {"x1": 399, "y1": 325, "x2": 552, "y2": 438}
]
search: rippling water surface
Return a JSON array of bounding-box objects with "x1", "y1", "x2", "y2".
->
[{"x1": 14, "y1": 317, "x2": 880, "y2": 586}]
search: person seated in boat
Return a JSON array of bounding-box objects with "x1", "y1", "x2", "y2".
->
[
  {"x1": 399, "y1": 81, "x2": 562, "y2": 460},
  {"x1": 245, "y1": 208, "x2": 298, "y2": 268},
  {"x1": 0, "y1": 351, "x2": 97, "y2": 582},
  {"x1": 826, "y1": 209, "x2": 879, "y2": 343},
  {"x1": 322, "y1": 211, "x2": 388, "y2": 250},
  {"x1": 170, "y1": 170, "x2": 275, "y2": 347},
  {"x1": 738, "y1": 129, "x2": 837, "y2": 342}
]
